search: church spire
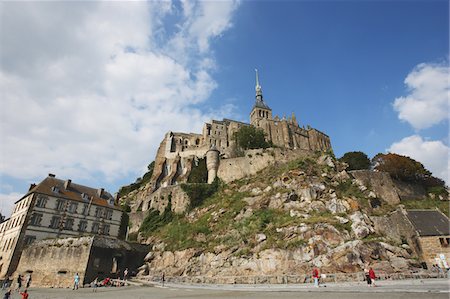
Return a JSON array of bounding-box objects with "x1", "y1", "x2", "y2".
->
[{"x1": 255, "y1": 68, "x2": 262, "y2": 98}]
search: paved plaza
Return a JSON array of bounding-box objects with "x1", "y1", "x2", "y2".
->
[{"x1": 1, "y1": 278, "x2": 448, "y2": 299}]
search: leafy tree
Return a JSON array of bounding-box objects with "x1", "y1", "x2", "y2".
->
[
  {"x1": 233, "y1": 125, "x2": 270, "y2": 150},
  {"x1": 339, "y1": 151, "x2": 370, "y2": 170},
  {"x1": 372, "y1": 153, "x2": 445, "y2": 188}
]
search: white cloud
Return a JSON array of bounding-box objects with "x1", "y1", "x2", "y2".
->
[
  {"x1": 0, "y1": 1, "x2": 240, "y2": 188},
  {"x1": 393, "y1": 62, "x2": 449, "y2": 130},
  {"x1": 0, "y1": 192, "x2": 20, "y2": 218},
  {"x1": 388, "y1": 135, "x2": 449, "y2": 184}
]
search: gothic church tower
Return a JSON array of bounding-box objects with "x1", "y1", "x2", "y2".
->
[{"x1": 250, "y1": 69, "x2": 272, "y2": 127}]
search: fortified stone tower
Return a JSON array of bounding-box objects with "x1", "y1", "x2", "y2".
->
[
  {"x1": 250, "y1": 69, "x2": 272, "y2": 126},
  {"x1": 206, "y1": 146, "x2": 220, "y2": 184}
]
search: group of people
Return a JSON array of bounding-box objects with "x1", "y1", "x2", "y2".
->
[
  {"x1": 311, "y1": 266, "x2": 377, "y2": 288},
  {"x1": 2, "y1": 273, "x2": 31, "y2": 299},
  {"x1": 364, "y1": 267, "x2": 377, "y2": 287}
]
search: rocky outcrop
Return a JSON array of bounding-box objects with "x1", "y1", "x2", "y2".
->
[{"x1": 350, "y1": 170, "x2": 400, "y2": 205}]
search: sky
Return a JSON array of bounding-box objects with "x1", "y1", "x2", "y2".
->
[{"x1": 0, "y1": 0, "x2": 448, "y2": 217}]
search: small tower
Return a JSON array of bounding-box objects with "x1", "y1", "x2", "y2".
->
[
  {"x1": 206, "y1": 145, "x2": 220, "y2": 184},
  {"x1": 250, "y1": 69, "x2": 272, "y2": 126}
]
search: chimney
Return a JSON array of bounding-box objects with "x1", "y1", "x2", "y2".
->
[
  {"x1": 97, "y1": 188, "x2": 104, "y2": 198},
  {"x1": 48, "y1": 173, "x2": 56, "y2": 177},
  {"x1": 28, "y1": 183, "x2": 36, "y2": 191},
  {"x1": 64, "y1": 179, "x2": 72, "y2": 190}
]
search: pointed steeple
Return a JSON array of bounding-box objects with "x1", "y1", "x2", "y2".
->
[
  {"x1": 253, "y1": 69, "x2": 270, "y2": 109},
  {"x1": 255, "y1": 69, "x2": 262, "y2": 98}
]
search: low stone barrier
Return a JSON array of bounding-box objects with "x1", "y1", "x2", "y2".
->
[{"x1": 140, "y1": 270, "x2": 446, "y2": 285}]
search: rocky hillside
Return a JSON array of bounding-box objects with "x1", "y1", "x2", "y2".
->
[{"x1": 124, "y1": 152, "x2": 447, "y2": 281}]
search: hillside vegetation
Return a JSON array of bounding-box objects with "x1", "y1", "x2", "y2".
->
[{"x1": 129, "y1": 152, "x2": 448, "y2": 279}]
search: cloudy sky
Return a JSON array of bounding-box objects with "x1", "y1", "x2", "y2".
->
[{"x1": 0, "y1": 0, "x2": 448, "y2": 216}]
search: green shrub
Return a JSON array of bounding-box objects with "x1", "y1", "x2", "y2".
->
[
  {"x1": 139, "y1": 199, "x2": 173, "y2": 236},
  {"x1": 188, "y1": 158, "x2": 208, "y2": 183},
  {"x1": 181, "y1": 178, "x2": 220, "y2": 209}
]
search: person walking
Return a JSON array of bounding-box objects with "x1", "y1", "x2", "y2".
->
[
  {"x1": 369, "y1": 267, "x2": 376, "y2": 287},
  {"x1": 25, "y1": 274, "x2": 31, "y2": 289},
  {"x1": 364, "y1": 266, "x2": 371, "y2": 286},
  {"x1": 2, "y1": 276, "x2": 9, "y2": 290},
  {"x1": 16, "y1": 274, "x2": 22, "y2": 292},
  {"x1": 3, "y1": 289, "x2": 11, "y2": 299},
  {"x1": 123, "y1": 268, "x2": 129, "y2": 281},
  {"x1": 91, "y1": 277, "x2": 98, "y2": 292},
  {"x1": 19, "y1": 289, "x2": 28, "y2": 299},
  {"x1": 312, "y1": 268, "x2": 320, "y2": 288},
  {"x1": 73, "y1": 273, "x2": 80, "y2": 290}
]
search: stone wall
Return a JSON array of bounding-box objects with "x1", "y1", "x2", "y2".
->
[
  {"x1": 350, "y1": 170, "x2": 401, "y2": 205},
  {"x1": 142, "y1": 185, "x2": 189, "y2": 215},
  {"x1": 15, "y1": 237, "x2": 92, "y2": 288},
  {"x1": 15, "y1": 236, "x2": 150, "y2": 288},
  {"x1": 418, "y1": 236, "x2": 450, "y2": 268},
  {"x1": 217, "y1": 148, "x2": 311, "y2": 183}
]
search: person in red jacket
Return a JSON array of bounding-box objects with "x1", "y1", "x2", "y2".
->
[
  {"x1": 312, "y1": 268, "x2": 320, "y2": 287},
  {"x1": 20, "y1": 289, "x2": 28, "y2": 299},
  {"x1": 369, "y1": 267, "x2": 376, "y2": 287}
]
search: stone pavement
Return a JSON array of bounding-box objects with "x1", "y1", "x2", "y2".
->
[{"x1": 1, "y1": 278, "x2": 448, "y2": 299}]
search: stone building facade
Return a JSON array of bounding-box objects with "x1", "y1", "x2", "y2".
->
[
  {"x1": 373, "y1": 208, "x2": 450, "y2": 269},
  {"x1": 149, "y1": 71, "x2": 332, "y2": 191},
  {"x1": 0, "y1": 174, "x2": 123, "y2": 279},
  {"x1": 15, "y1": 236, "x2": 148, "y2": 288}
]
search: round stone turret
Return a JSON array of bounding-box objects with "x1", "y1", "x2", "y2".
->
[{"x1": 206, "y1": 146, "x2": 220, "y2": 184}]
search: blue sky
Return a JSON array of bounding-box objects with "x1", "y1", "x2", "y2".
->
[{"x1": 1, "y1": 0, "x2": 448, "y2": 216}]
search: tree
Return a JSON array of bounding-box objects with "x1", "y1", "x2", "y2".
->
[
  {"x1": 233, "y1": 125, "x2": 270, "y2": 150},
  {"x1": 339, "y1": 151, "x2": 370, "y2": 171},
  {"x1": 372, "y1": 153, "x2": 445, "y2": 188}
]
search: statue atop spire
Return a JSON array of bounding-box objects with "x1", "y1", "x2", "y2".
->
[{"x1": 255, "y1": 69, "x2": 262, "y2": 98}]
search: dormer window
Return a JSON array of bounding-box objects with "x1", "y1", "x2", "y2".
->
[
  {"x1": 51, "y1": 186, "x2": 59, "y2": 194},
  {"x1": 81, "y1": 193, "x2": 90, "y2": 201}
]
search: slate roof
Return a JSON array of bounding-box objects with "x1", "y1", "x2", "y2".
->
[
  {"x1": 253, "y1": 98, "x2": 271, "y2": 110},
  {"x1": 406, "y1": 210, "x2": 450, "y2": 236},
  {"x1": 17, "y1": 175, "x2": 121, "y2": 210}
]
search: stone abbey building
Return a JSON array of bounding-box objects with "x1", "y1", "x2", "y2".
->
[{"x1": 150, "y1": 71, "x2": 332, "y2": 190}]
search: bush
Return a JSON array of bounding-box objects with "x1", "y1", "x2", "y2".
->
[
  {"x1": 188, "y1": 158, "x2": 208, "y2": 183},
  {"x1": 339, "y1": 151, "x2": 370, "y2": 170},
  {"x1": 181, "y1": 178, "x2": 220, "y2": 209},
  {"x1": 139, "y1": 197, "x2": 173, "y2": 236},
  {"x1": 233, "y1": 125, "x2": 270, "y2": 150},
  {"x1": 372, "y1": 153, "x2": 445, "y2": 188}
]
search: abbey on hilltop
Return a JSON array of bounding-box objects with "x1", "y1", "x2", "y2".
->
[{"x1": 148, "y1": 70, "x2": 332, "y2": 190}]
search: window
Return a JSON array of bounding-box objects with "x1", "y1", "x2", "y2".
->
[
  {"x1": 82, "y1": 204, "x2": 89, "y2": 216},
  {"x1": 91, "y1": 222, "x2": 100, "y2": 234},
  {"x1": 95, "y1": 207, "x2": 104, "y2": 218},
  {"x1": 29, "y1": 213, "x2": 43, "y2": 226},
  {"x1": 49, "y1": 216, "x2": 61, "y2": 229},
  {"x1": 24, "y1": 235, "x2": 36, "y2": 246},
  {"x1": 55, "y1": 199, "x2": 66, "y2": 211},
  {"x1": 64, "y1": 218, "x2": 74, "y2": 230},
  {"x1": 35, "y1": 195, "x2": 48, "y2": 208},
  {"x1": 78, "y1": 220, "x2": 88, "y2": 232},
  {"x1": 439, "y1": 238, "x2": 450, "y2": 247},
  {"x1": 68, "y1": 202, "x2": 78, "y2": 214},
  {"x1": 105, "y1": 209, "x2": 113, "y2": 220},
  {"x1": 102, "y1": 224, "x2": 110, "y2": 235}
]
